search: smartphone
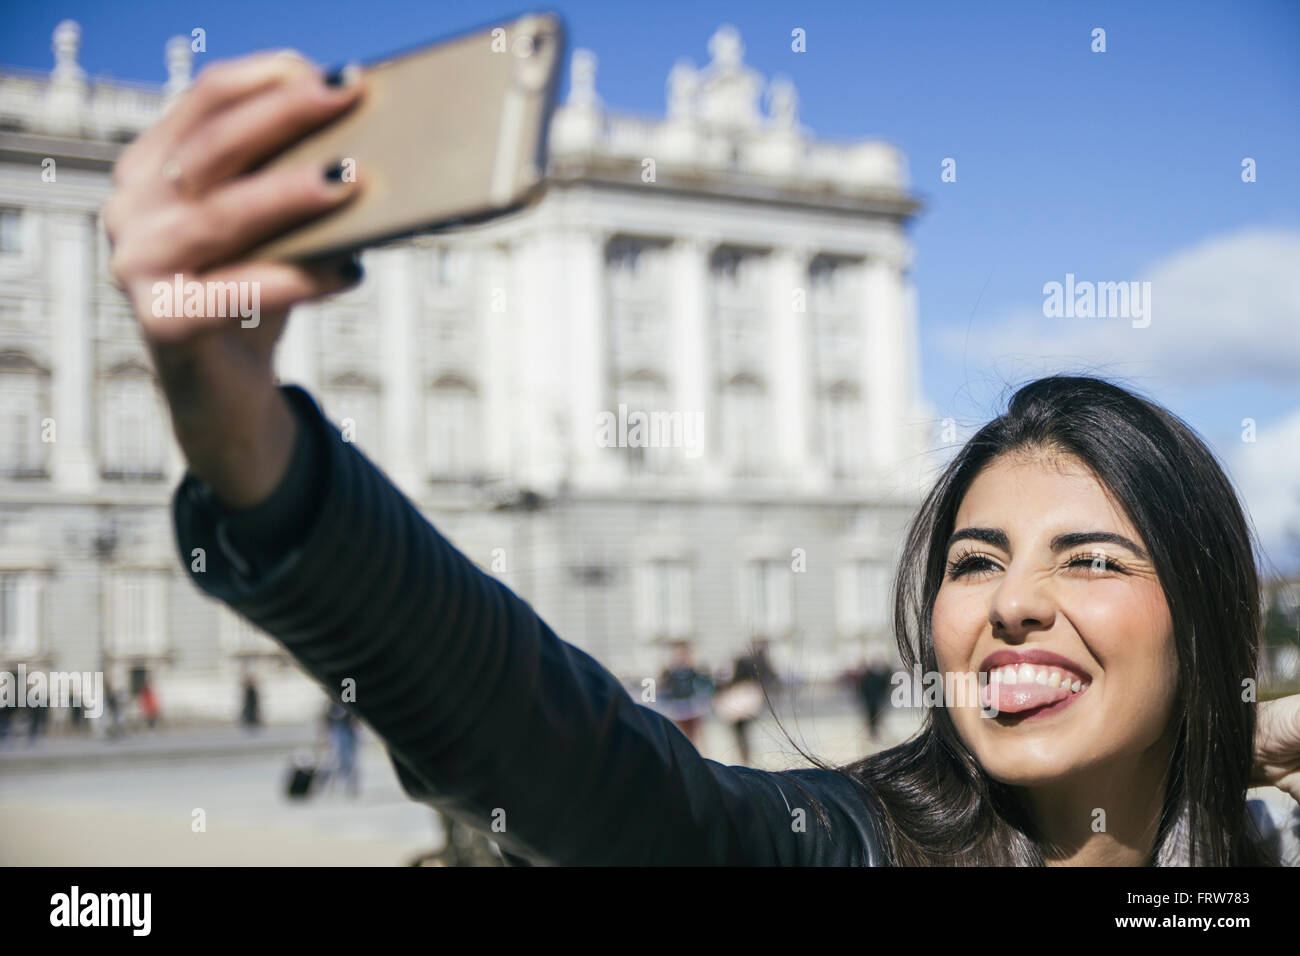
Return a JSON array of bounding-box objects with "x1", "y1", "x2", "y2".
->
[{"x1": 249, "y1": 11, "x2": 565, "y2": 262}]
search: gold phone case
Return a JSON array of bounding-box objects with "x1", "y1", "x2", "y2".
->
[{"x1": 250, "y1": 11, "x2": 564, "y2": 262}]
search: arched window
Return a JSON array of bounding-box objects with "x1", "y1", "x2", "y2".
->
[
  {"x1": 720, "y1": 372, "x2": 768, "y2": 478},
  {"x1": 0, "y1": 207, "x2": 22, "y2": 254},
  {"x1": 0, "y1": 572, "x2": 42, "y2": 659},
  {"x1": 100, "y1": 361, "x2": 167, "y2": 480},
  {"x1": 818, "y1": 380, "x2": 862, "y2": 481},
  {"x1": 324, "y1": 371, "x2": 383, "y2": 461},
  {"x1": 104, "y1": 569, "x2": 169, "y2": 658},
  {"x1": 0, "y1": 350, "x2": 50, "y2": 478},
  {"x1": 636, "y1": 559, "x2": 692, "y2": 640},
  {"x1": 606, "y1": 236, "x2": 670, "y2": 373},
  {"x1": 615, "y1": 369, "x2": 671, "y2": 476},
  {"x1": 743, "y1": 558, "x2": 793, "y2": 638},
  {"x1": 426, "y1": 374, "x2": 481, "y2": 479}
]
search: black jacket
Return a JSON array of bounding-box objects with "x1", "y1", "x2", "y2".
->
[
  {"x1": 173, "y1": 384, "x2": 887, "y2": 865},
  {"x1": 172, "y1": 385, "x2": 1300, "y2": 866}
]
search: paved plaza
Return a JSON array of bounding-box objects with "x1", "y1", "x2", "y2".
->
[{"x1": 0, "y1": 697, "x2": 919, "y2": 865}]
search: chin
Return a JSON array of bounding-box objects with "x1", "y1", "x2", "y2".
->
[
  {"x1": 978, "y1": 757, "x2": 1074, "y2": 787},
  {"x1": 964, "y1": 730, "x2": 1088, "y2": 786}
]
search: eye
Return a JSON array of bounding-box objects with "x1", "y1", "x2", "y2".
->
[
  {"x1": 945, "y1": 548, "x2": 1001, "y2": 580},
  {"x1": 1064, "y1": 550, "x2": 1129, "y2": 574}
]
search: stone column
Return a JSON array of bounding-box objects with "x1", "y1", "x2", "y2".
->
[
  {"x1": 898, "y1": 262, "x2": 923, "y2": 469},
  {"x1": 511, "y1": 229, "x2": 559, "y2": 489},
  {"x1": 479, "y1": 242, "x2": 513, "y2": 479},
  {"x1": 560, "y1": 227, "x2": 610, "y2": 486},
  {"x1": 49, "y1": 210, "x2": 97, "y2": 492},
  {"x1": 861, "y1": 254, "x2": 907, "y2": 477},
  {"x1": 671, "y1": 234, "x2": 720, "y2": 488},
  {"x1": 769, "y1": 245, "x2": 814, "y2": 487}
]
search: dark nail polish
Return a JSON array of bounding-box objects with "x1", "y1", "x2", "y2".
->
[
  {"x1": 324, "y1": 161, "x2": 346, "y2": 183},
  {"x1": 338, "y1": 256, "x2": 363, "y2": 283},
  {"x1": 323, "y1": 63, "x2": 358, "y2": 87}
]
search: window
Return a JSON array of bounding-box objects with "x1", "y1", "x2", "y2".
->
[
  {"x1": 819, "y1": 382, "x2": 863, "y2": 480},
  {"x1": 219, "y1": 606, "x2": 278, "y2": 657},
  {"x1": 637, "y1": 560, "x2": 691, "y2": 639},
  {"x1": 100, "y1": 374, "x2": 166, "y2": 479},
  {"x1": 326, "y1": 377, "x2": 383, "y2": 460},
  {"x1": 607, "y1": 237, "x2": 669, "y2": 371},
  {"x1": 836, "y1": 560, "x2": 891, "y2": 637},
  {"x1": 711, "y1": 246, "x2": 743, "y2": 284},
  {"x1": 745, "y1": 560, "x2": 792, "y2": 637},
  {"x1": 617, "y1": 372, "x2": 671, "y2": 476},
  {"x1": 711, "y1": 248, "x2": 768, "y2": 373},
  {"x1": 426, "y1": 378, "x2": 480, "y2": 478},
  {"x1": 606, "y1": 237, "x2": 643, "y2": 277},
  {"x1": 809, "y1": 255, "x2": 862, "y2": 384},
  {"x1": 105, "y1": 571, "x2": 168, "y2": 658},
  {"x1": 435, "y1": 246, "x2": 457, "y2": 286},
  {"x1": 721, "y1": 375, "x2": 768, "y2": 477},
  {"x1": 0, "y1": 207, "x2": 21, "y2": 254},
  {"x1": 0, "y1": 573, "x2": 42, "y2": 658},
  {"x1": 0, "y1": 363, "x2": 47, "y2": 477}
]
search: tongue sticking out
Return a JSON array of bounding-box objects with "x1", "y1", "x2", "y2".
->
[{"x1": 982, "y1": 680, "x2": 1073, "y2": 714}]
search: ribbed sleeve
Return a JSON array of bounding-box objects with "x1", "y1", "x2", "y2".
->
[{"x1": 172, "y1": 384, "x2": 883, "y2": 866}]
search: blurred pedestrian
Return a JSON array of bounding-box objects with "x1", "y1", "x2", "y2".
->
[
  {"x1": 26, "y1": 702, "x2": 48, "y2": 745},
  {"x1": 103, "y1": 679, "x2": 124, "y2": 739},
  {"x1": 854, "y1": 656, "x2": 894, "y2": 742},
  {"x1": 712, "y1": 643, "x2": 777, "y2": 765},
  {"x1": 137, "y1": 680, "x2": 160, "y2": 730},
  {"x1": 240, "y1": 674, "x2": 262, "y2": 731},
  {"x1": 659, "y1": 640, "x2": 713, "y2": 750},
  {"x1": 322, "y1": 700, "x2": 360, "y2": 797}
]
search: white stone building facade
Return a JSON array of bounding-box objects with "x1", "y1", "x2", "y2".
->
[{"x1": 0, "y1": 22, "x2": 929, "y2": 723}]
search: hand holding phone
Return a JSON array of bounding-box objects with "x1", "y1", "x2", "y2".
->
[
  {"x1": 250, "y1": 12, "x2": 565, "y2": 261},
  {"x1": 102, "y1": 14, "x2": 564, "y2": 509}
]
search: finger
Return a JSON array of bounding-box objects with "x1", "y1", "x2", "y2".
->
[
  {"x1": 114, "y1": 50, "x2": 318, "y2": 188},
  {"x1": 202, "y1": 256, "x2": 365, "y2": 327},
  {"x1": 139, "y1": 256, "x2": 364, "y2": 344},
  {"x1": 167, "y1": 63, "x2": 363, "y2": 196},
  {"x1": 167, "y1": 161, "x2": 361, "y2": 272}
]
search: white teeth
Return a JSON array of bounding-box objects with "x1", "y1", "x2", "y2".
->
[{"x1": 987, "y1": 663, "x2": 1089, "y2": 692}]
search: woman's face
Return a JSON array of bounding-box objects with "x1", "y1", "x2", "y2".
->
[{"x1": 931, "y1": 450, "x2": 1179, "y2": 786}]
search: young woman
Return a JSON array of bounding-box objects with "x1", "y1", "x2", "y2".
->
[{"x1": 103, "y1": 51, "x2": 1300, "y2": 865}]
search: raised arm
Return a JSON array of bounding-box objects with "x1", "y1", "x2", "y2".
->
[
  {"x1": 176, "y1": 382, "x2": 881, "y2": 864},
  {"x1": 106, "y1": 50, "x2": 882, "y2": 866}
]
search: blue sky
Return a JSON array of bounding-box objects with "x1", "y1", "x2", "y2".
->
[{"x1": 3, "y1": 0, "x2": 1299, "y2": 566}]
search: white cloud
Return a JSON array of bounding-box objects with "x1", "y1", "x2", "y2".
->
[
  {"x1": 1229, "y1": 408, "x2": 1300, "y2": 573},
  {"x1": 936, "y1": 228, "x2": 1300, "y2": 386}
]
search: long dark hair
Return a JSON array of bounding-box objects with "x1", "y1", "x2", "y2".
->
[{"x1": 773, "y1": 374, "x2": 1279, "y2": 865}]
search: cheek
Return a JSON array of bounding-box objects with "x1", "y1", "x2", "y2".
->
[
  {"x1": 1069, "y1": 583, "x2": 1180, "y2": 747},
  {"x1": 931, "y1": 585, "x2": 981, "y2": 671},
  {"x1": 1074, "y1": 582, "x2": 1176, "y2": 683}
]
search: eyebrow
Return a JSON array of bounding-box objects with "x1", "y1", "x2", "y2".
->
[{"x1": 945, "y1": 527, "x2": 1149, "y2": 561}]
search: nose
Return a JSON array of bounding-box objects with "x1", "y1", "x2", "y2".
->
[{"x1": 988, "y1": 564, "x2": 1057, "y2": 639}]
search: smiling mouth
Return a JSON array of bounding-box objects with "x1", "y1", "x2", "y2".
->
[{"x1": 981, "y1": 662, "x2": 1092, "y2": 718}]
